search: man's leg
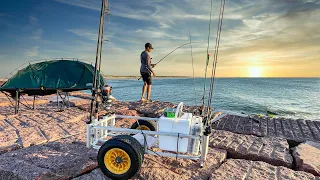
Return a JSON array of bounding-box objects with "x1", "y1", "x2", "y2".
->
[
  {"x1": 147, "y1": 84, "x2": 152, "y2": 100},
  {"x1": 141, "y1": 81, "x2": 147, "y2": 100}
]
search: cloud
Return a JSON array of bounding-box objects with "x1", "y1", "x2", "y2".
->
[
  {"x1": 67, "y1": 29, "x2": 97, "y2": 41},
  {"x1": 29, "y1": 16, "x2": 38, "y2": 25},
  {"x1": 55, "y1": 0, "x2": 100, "y2": 11},
  {"x1": 36, "y1": 0, "x2": 320, "y2": 77},
  {"x1": 31, "y1": 28, "x2": 43, "y2": 40},
  {"x1": 24, "y1": 47, "x2": 39, "y2": 57},
  {"x1": 135, "y1": 28, "x2": 188, "y2": 40},
  {"x1": 0, "y1": 13, "x2": 12, "y2": 17}
]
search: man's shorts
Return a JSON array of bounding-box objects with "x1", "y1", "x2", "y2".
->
[{"x1": 141, "y1": 72, "x2": 152, "y2": 85}]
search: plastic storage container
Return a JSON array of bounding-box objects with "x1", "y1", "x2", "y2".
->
[
  {"x1": 158, "y1": 112, "x2": 193, "y2": 152},
  {"x1": 164, "y1": 108, "x2": 176, "y2": 118},
  {"x1": 187, "y1": 116, "x2": 203, "y2": 155}
]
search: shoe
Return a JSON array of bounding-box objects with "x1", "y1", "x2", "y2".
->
[
  {"x1": 146, "y1": 99, "x2": 153, "y2": 103},
  {"x1": 140, "y1": 97, "x2": 146, "y2": 102}
]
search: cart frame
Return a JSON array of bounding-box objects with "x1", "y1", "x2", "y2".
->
[{"x1": 86, "y1": 114, "x2": 210, "y2": 167}]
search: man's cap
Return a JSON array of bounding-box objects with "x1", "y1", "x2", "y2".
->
[{"x1": 145, "y1": 42, "x2": 153, "y2": 49}]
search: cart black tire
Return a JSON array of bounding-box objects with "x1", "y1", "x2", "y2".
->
[
  {"x1": 97, "y1": 138, "x2": 142, "y2": 180},
  {"x1": 130, "y1": 120, "x2": 156, "y2": 131},
  {"x1": 112, "y1": 135, "x2": 145, "y2": 163}
]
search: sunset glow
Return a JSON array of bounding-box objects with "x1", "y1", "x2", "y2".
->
[
  {"x1": 249, "y1": 67, "x2": 262, "y2": 77},
  {"x1": 0, "y1": 0, "x2": 319, "y2": 77}
]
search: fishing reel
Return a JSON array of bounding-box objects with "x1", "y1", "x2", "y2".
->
[{"x1": 100, "y1": 85, "x2": 113, "y2": 110}]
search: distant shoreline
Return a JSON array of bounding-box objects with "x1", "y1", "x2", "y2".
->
[
  {"x1": 104, "y1": 76, "x2": 193, "y2": 79},
  {"x1": 103, "y1": 76, "x2": 319, "y2": 79},
  {"x1": 1, "y1": 77, "x2": 319, "y2": 81}
]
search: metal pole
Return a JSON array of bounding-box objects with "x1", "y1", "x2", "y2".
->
[
  {"x1": 89, "y1": 0, "x2": 105, "y2": 124},
  {"x1": 200, "y1": 135, "x2": 209, "y2": 167}
]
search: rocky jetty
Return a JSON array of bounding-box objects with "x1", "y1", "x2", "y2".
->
[{"x1": 0, "y1": 92, "x2": 319, "y2": 179}]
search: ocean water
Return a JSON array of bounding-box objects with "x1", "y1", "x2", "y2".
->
[{"x1": 103, "y1": 78, "x2": 319, "y2": 121}]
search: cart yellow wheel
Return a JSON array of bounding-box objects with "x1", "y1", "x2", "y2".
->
[
  {"x1": 104, "y1": 148, "x2": 131, "y2": 174},
  {"x1": 98, "y1": 136, "x2": 143, "y2": 180},
  {"x1": 130, "y1": 120, "x2": 155, "y2": 131},
  {"x1": 136, "y1": 125, "x2": 150, "y2": 130},
  {"x1": 112, "y1": 135, "x2": 145, "y2": 162}
]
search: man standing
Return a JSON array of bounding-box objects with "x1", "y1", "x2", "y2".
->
[{"x1": 140, "y1": 43, "x2": 156, "y2": 102}]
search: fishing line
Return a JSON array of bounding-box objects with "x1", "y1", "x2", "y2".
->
[
  {"x1": 154, "y1": 41, "x2": 206, "y2": 65},
  {"x1": 200, "y1": 0, "x2": 214, "y2": 113},
  {"x1": 206, "y1": 0, "x2": 226, "y2": 125},
  {"x1": 189, "y1": 28, "x2": 197, "y2": 105},
  {"x1": 138, "y1": 41, "x2": 206, "y2": 80}
]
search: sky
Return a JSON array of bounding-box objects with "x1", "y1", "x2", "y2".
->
[{"x1": 0, "y1": 0, "x2": 319, "y2": 78}]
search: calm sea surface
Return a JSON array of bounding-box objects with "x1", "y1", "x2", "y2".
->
[{"x1": 97, "y1": 78, "x2": 319, "y2": 120}]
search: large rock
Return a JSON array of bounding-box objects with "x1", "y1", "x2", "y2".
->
[
  {"x1": 136, "y1": 148, "x2": 227, "y2": 180},
  {"x1": 76, "y1": 99, "x2": 180, "y2": 118},
  {"x1": 0, "y1": 119, "x2": 21, "y2": 154},
  {"x1": 210, "y1": 130, "x2": 293, "y2": 168},
  {"x1": 0, "y1": 136, "x2": 98, "y2": 180},
  {"x1": 125, "y1": 101, "x2": 175, "y2": 118},
  {"x1": 210, "y1": 159, "x2": 319, "y2": 180},
  {"x1": 114, "y1": 109, "x2": 141, "y2": 129},
  {"x1": 292, "y1": 141, "x2": 320, "y2": 176},
  {"x1": 73, "y1": 169, "x2": 111, "y2": 180},
  {"x1": 0, "y1": 106, "x2": 88, "y2": 154},
  {"x1": 74, "y1": 148, "x2": 227, "y2": 180},
  {"x1": 212, "y1": 114, "x2": 320, "y2": 143}
]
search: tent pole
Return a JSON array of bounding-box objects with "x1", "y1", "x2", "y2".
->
[
  {"x1": 33, "y1": 95, "x2": 35, "y2": 109},
  {"x1": 57, "y1": 90, "x2": 59, "y2": 109},
  {"x1": 15, "y1": 90, "x2": 18, "y2": 114},
  {"x1": 17, "y1": 92, "x2": 20, "y2": 113},
  {"x1": 67, "y1": 92, "x2": 70, "y2": 107}
]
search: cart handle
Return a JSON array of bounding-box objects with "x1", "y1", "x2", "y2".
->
[{"x1": 174, "y1": 102, "x2": 184, "y2": 120}]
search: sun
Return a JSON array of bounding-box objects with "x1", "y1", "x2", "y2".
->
[{"x1": 249, "y1": 67, "x2": 262, "y2": 77}]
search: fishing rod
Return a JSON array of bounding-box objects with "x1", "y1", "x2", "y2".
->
[
  {"x1": 88, "y1": 0, "x2": 106, "y2": 124},
  {"x1": 138, "y1": 41, "x2": 206, "y2": 80}
]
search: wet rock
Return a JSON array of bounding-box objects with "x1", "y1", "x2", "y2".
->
[
  {"x1": 292, "y1": 141, "x2": 320, "y2": 176},
  {"x1": 210, "y1": 159, "x2": 318, "y2": 180},
  {"x1": 210, "y1": 130, "x2": 293, "y2": 168}
]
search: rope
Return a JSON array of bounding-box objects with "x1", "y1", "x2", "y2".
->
[
  {"x1": 206, "y1": 0, "x2": 226, "y2": 125},
  {"x1": 135, "y1": 120, "x2": 161, "y2": 156},
  {"x1": 201, "y1": 0, "x2": 214, "y2": 113},
  {"x1": 176, "y1": 133, "x2": 180, "y2": 160},
  {"x1": 21, "y1": 95, "x2": 32, "y2": 109},
  {"x1": 2, "y1": 91, "x2": 15, "y2": 108},
  {"x1": 189, "y1": 28, "x2": 197, "y2": 105}
]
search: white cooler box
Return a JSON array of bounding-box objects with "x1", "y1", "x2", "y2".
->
[{"x1": 158, "y1": 113, "x2": 193, "y2": 153}]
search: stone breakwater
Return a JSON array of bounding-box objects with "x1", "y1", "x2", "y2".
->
[{"x1": 0, "y1": 93, "x2": 319, "y2": 179}]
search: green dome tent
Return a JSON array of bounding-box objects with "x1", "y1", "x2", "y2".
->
[{"x1": 0, "y1": 60, "x2": 105, "y2": 96}]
